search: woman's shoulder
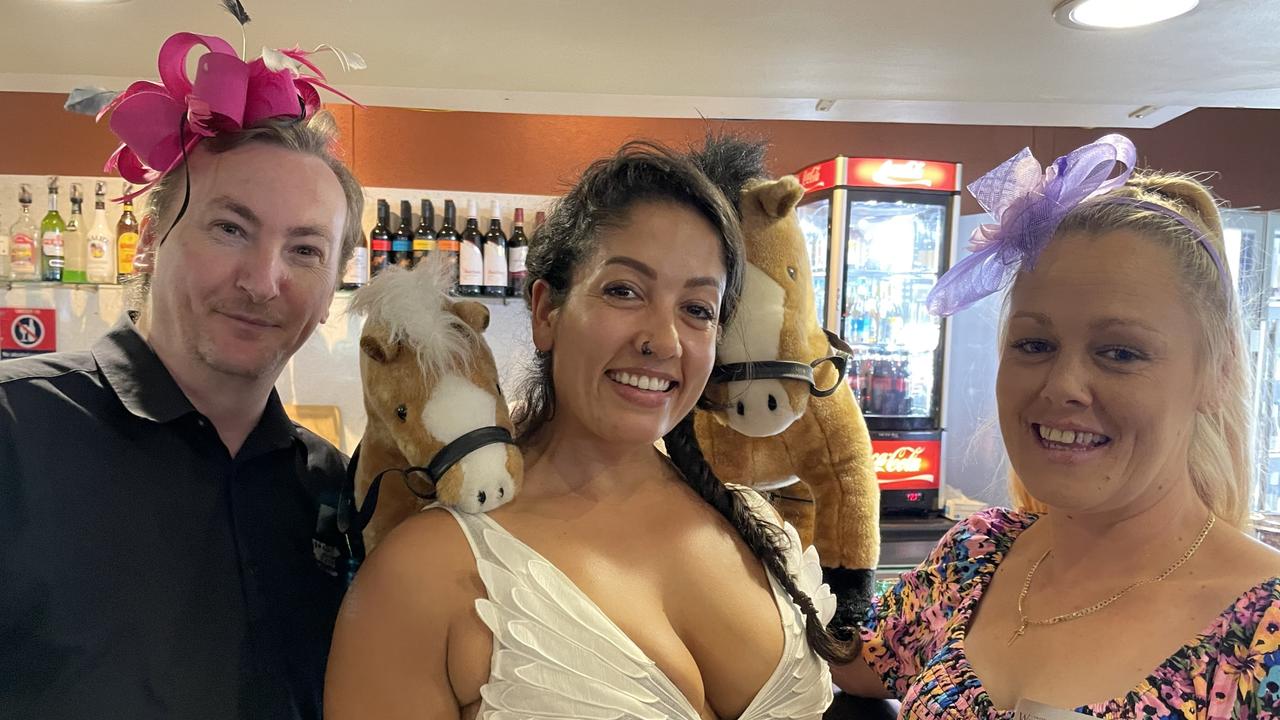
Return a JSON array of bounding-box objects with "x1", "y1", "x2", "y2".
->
[
  {"x1": 920, "y1": 507, "x2": 1038, "y2": 577},
  {"x1": 352, "y1": 507, "x2": 484, "y2": 615}
]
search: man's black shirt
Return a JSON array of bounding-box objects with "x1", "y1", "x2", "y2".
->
[{"x1": 0, "y1": 319, "x2": 353, "y2": 719}]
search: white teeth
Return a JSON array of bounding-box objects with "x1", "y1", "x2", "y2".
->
[
  {"x1": 608, "y1": 371, "x2": 671, "y2": 392},
  {"x1": 1038, "y1": 424, "x2": 1106, "y2": 447}
]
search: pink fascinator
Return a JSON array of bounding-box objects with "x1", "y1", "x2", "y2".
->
[{"x1": 97, "y1": 32, "x2": 362, "y2": 201}]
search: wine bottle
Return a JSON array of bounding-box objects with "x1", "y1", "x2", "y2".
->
[
  {"x1": 340, "y1": 212, "x2": 370, "y2": 290},
  {"x1": 369, "y1": 199, "x2": 391, "y2": 277},
  {"x1": 116, "y1": 190, "x2": 139, "y2": 283},
  {"x1": 40, "y1": 178, "x2": 65, "y2": 281},
  {"x1": 483, "y1": 201, "x2": 508, "y2": 298},
  {"x1": 9, "y1": 185, "x2": 39, "y2": 280},
  {"x1": 86, "y1": 182, "x2": 116, "y2": 285},
  {"x1": 457, "y1": 200, "x2": 484, "y2": 296},
  {"x1": 507, "y1": 207, "x2": 529, "y2": 297},
  {"x1": 436, "y1": 199, "x2": 460, "y2": 290},
  {"x1": 412, "y1": 199, "x2": 435, "y2": 268},
  {"x1": 62, "y1": 184, "x2": 87, "y2": 284},
  {"x1": 392, "y1": 200, "x2": 414, "y2": 269}
]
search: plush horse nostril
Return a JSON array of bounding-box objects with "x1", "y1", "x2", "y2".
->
[
  {"x1": 736, "y1": 401, "x2": 745, "y2": 416},
  {"x1": 498, "y1": 487, "x2": 505, "y2": 498},
  {"x1": 477, "y1": 491, "x2": 487, "y2": 505},
  {"x1": 767, "y1": 395, "x2": 778, "y2": 411}
]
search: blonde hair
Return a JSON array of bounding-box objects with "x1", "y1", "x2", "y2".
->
[{"x1": 1006, "y1": 171, "x2": 1254, "y2": 528}]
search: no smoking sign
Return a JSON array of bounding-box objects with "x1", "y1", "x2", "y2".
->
[{"x1": 0, "y1": 308, "x2": 57, "y2": 359}]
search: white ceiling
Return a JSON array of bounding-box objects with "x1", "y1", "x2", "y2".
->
[{"x1": 3, "y1": 0, "x2": 1279, "y2": 128}]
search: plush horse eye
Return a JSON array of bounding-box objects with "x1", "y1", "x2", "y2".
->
[
  {"x1": 786, "y1": 266, "x2": 797, "y2": 280},
  {"x1": 395, "y1": 404, "x2": 407, "y2": 422}
]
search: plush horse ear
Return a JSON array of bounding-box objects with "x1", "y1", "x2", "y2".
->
[
  {"x1": 752, "y1": 176, "x2": 805, "y2": 219},
  {"x1": 360, "y1": 333, "x2": 401, "y2": 364},
  {"x1": 453, "y1": 301, "x2": 490, "y2": 332}
]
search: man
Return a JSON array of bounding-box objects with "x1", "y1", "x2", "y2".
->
[{"x1": 0, "y1": 108, "x2": 365, "y2": 719}]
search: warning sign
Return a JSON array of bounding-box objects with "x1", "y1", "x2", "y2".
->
[{"x1": 0, "y1": 308, "x2": 57, "y2": 359}]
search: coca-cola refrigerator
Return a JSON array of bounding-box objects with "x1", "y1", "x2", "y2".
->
[{"x1": 794, "y1": 156, "x2": 961, "y2": 515}]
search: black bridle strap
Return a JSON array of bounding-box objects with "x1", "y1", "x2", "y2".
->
[
  {"x1": 426, "y1": 426, "x2": 516, "y2": 484},
  {"x1": 707, "y1": 329, "x2": 853, "y2": 398}
]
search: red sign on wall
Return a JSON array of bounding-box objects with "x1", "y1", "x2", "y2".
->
[
  {"x1": 0, "y1": 308, "x2": 57, "y2": 359},
  {"x1": 847, "y1": 158, "x2": 960, "y2": 192},
  {"x1": 872, "y1": 437, "x2": 942, "y2": 490}
]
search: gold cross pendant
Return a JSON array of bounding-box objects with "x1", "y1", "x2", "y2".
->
[{"x1": 1008, "y1": 620, "x2": 1028, "y2": 646}]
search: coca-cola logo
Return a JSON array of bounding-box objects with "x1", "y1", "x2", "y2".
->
[
  {"x1": 872, "y1": 446, "x2": 926, "y2": 474},
  {"x1": 798, "y1": 164, "x2": 825, "y2": 190},
  {"x1": 871, "y1": 159, "x2": 933, "y2": 187}
]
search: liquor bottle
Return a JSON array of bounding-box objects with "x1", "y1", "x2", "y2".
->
[
  {"x1": 340, "y1": 215, "x2": 370, "y2": 291},
  {"x1": 62, "y1": 184, "x2": 88, "y2": 283},
  {"x1": 534, "y1": 210, "x2": 546, "y2": 231},
  {"x1": 457, "y1": 200, "x2": 484, "y2": 296},
  {"x1": 507, "y1": 207, "x2": 529, "y2": 297},
  {"x1": 9, "y1": 185, "x2": 39, "y2": 280},
  {"x1": 116, "y1": 190, "x2": 139, "y2": 283},
  {"x1": 392, "y1": 200, "x2": 414, "y2": 269},
  {"x1": 40, "y1": 178, "x2": 65, "y2": 281},
  {"x1": 435, "y1": 200, "x2": 460, "y2": 289},
  {"x1": 483, "y1": 201, "x2": 508, "y2": 298},
  {"x1": 85, "y1": 182, "x2": 116, "y2": 284},
  {"x1": 0, "y1": 208, "x2": 8, "y2": 281},
  {"x1": 412, "y1": 199, "x2": 435, "y2": 268},
  {"x1": 369, "y1": 199, "x2": 391, "y2": 277}
]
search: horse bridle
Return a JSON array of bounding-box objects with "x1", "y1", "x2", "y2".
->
[
  {"x1": 705, "y1": 328, "x2": 854, "y2": 399},
  {"x1": 336, "y1": 425, "x2": 517, "y2": 539}
]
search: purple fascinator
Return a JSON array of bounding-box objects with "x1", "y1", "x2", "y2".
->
[{"x1": 926, "y1": 134, "x2": 1137, "y2": 316}]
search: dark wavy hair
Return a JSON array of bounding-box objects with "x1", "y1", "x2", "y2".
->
[{"x1": 512, "y1": 138, "x2": 856, "y2": 665}]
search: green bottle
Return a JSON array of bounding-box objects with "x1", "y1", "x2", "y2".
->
[
  {"x1": 62, "y1": 184, "x2": 88, "y2": 284},
  {"x1": 40, "y1": 177, "x2": 65, "y2": 281}
]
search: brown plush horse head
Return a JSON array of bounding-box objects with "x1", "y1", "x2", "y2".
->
[
  {"x1": 707, "y1": 176, "x2": 844, "y2": 437},
  {"x1": 350, "y1": 261, "x2": 522, "y2": 549}
]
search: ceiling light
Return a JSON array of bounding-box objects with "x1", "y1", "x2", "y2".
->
[{"x1": 1053, "y1": 0, "x2": 1198, "y2": 30}]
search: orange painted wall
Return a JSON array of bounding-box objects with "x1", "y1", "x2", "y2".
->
[{"x1": 2, "y1": 91, "x2": 1277, "y2": 214}]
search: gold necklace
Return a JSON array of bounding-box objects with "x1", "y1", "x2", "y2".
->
[{"x1": 1008, "y1": 514, "x2": 1216, "y2": 646}]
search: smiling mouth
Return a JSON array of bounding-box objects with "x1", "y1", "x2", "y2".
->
[
  {"x1": 1033, "y1": 423, "x2": 1111, "y2": 450},
  {"x1": 219, "y1": 311, "x2": 278, "y2": 328},
  {"x1": 606, "y1": 370, "x2": 678, "y2": 393}
]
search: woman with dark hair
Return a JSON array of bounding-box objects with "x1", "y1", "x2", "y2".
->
[{"x1": 326, "y1": 140, "x2": 853, "y2": 719}]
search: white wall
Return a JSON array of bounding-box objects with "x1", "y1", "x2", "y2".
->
[{"x1": 1, "y1": 173, "x2": 552, "y2": 453}]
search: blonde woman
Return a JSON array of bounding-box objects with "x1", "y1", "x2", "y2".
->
[{"x1": 833, "y1": 136, "x2": 1280, "y2": 717}]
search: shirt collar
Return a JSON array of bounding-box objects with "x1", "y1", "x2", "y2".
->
[
  {"x1": 93, "y1": 317, "x2": 196, "y2": 424},
  {"x1": 92, "y1": 318, "x2": 300, "y2": 455}
]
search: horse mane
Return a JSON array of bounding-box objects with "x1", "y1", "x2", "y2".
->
[
  {"x1": 348, "y1": 259, "x2": 474, "y2": 376},
  {"x1": 688, "y1": 133, "x2": 770, "y2": 215}
]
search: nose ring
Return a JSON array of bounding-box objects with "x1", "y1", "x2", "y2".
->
[{"x1": 641, "y1": 341, "x2": 653, "y2": 356}]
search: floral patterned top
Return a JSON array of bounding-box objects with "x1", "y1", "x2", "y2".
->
[{"x1": 860, "y1": 508, "x2": 1280, "y2": 718}]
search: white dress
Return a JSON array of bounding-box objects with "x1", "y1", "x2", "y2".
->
[{"x1": 442, "y1": 489, "x2": 836, "y2": 720}]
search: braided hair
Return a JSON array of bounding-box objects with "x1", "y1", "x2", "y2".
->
[{"x1": 512, "y1": 138, "x2": 858, "y2": 664}]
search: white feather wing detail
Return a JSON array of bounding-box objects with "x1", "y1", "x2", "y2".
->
[{"x1": 471, "y1": 526, "x2": 698, "y2": 718}]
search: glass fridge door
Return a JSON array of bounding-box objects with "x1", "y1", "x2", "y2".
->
[
  {"x1": 796, "y1": 198, "x2": 831, "y2": 326},
  {"x1": 841, "y1": 196, "x2": 946, "y2": 424},
  {"x1": 1248, "y1": 211, "x2": 1280, "y2": 517}
]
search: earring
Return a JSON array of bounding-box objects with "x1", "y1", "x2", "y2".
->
[{"x1": 641, "y1": 341, "x2": 653, "y2": 356}]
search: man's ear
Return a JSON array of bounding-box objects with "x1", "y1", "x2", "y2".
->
[
  {"x1": 132, "y1": 214, "x2": 158, "y2": 273},
  {"x1": 529, "y1": 279, "x2": 558, "y2": 353}
]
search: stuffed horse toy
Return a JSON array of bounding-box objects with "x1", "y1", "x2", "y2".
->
[
  {"x1": 347, "y1": 260, "x2": 523, "y2": 551},
  {"x1": 690, "y1": 137, "x2": 880, "y2": 627}
]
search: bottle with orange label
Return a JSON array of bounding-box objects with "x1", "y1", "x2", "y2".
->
[
  {"x1": 9, "y1": 184, "x2": 40, "y2": 281},
  {"x1": 116, "y1": 188, "x2": 139, "y2": 283}
]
